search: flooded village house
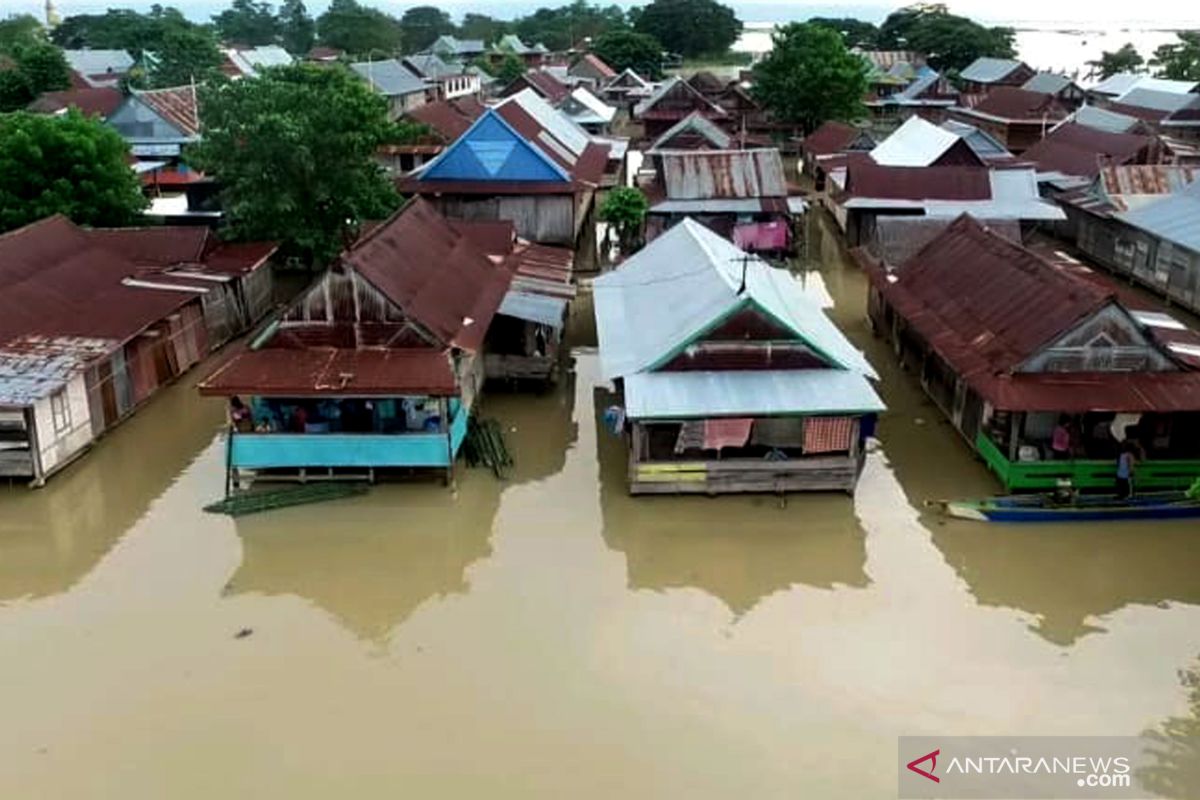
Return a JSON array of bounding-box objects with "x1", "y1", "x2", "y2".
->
[
  {"x1": 397, "y1": 89, "x2": 615, "y2": 246},
  {"x1": 861, "y1": 215, "x2": 1200, "y2": 491},
  {"x1": 594, "y1": 219, "x2": 884, "y2": 495},
  {"x1": 0, "y1": 217, "x2": 276, "y2": 486},
  {"x1": 198, "y1": 199, "x2": 572, "y2": 483}
]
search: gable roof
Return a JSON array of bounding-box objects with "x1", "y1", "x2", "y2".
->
[
  {"x1": 511, "y1": 69, "x2": 570, "y2": 103},
  {"x1": 405, "y1": 96, "x2": 486, "y2": 141},
  {"x1": 1111, "y1": 86, "x2": 1198, "y2": 115},
  {"x1": 960, "y1": 57, "x2": 1026, "y2": 84},
  {"x1": 419, "y1": 108, "x2": 571, "y2": 183},
  {"x1": 1022, "y1": 72, "x2": 1075, "y2": 95},
  {"x1": 844, "y1": 162, "x2": 1065, "y2": 220},
  {"x1": 606, "y1": 68, "x2": 650, "y2": 89},
  {"x1": 1090, "y1": 73, "x2": 1198, "y2": 97},
  {"x1": 131, "y1": 85, "x2": 201, "y2": 137},
  {"x1": 1093, "y1": 164, "x2": 1199, "y2": 212},
  {"x1": 559, "y1": 86, "x2": 616, "y2": 126},
  {"x1": 658, "y1": 149, "x2": 789, "y2": 199},
  {"x1": 1117, "y1": 179, "x2": 1200, "y2": 253},
  {"x1": 28, "y1": 87, "x2": 123, "y2": 118},
  {"x1": 223, "y1": 45, "x2": 293, "y2": 78},
  {"x1": 1020, "y1": 122, "x2": 1151, "y2": 179},
  {"x1": 940, "y1": 120, "x2": 1013, "y2": 162},
  {"x1": 593, "y1": 218, "x2": 875, "y2": 381},
  {"x1": 497, "y1": 34, "x2": 542, "y2": 56},
  {"x1": 403, "y1": 53, "x2": 459, "y2": 80},
  {"x1": 62, "y1": 49, "x2": 134, "y2": 87},
  {"x1": 633, "y1": 76, "x2": 725, "y2": 118},
  {"x1": 649, "y1": 110, "x2": 732, "y2": 152},
  {"x1": 430, "y1": 35, "x2": 486, "y2": 56},
  {"x1": 341, "y1": 198, "x2": 513, "y2": 352},
  {"x1": 350, "y1": 59, "x2": 428, "y2": 97},
  {"x1": 1068, "y1": 103, "x2": 1143, "y2": 134},
  {"x1": 803, "y1": 121, "x2": 872, "y2": 157},
  {"x1": 963, "y1": 87, "x2": 1066, "y2": 122},
  {"x1": 870, "y1": 115, "x2": 963, "y2": 167},
  {"x1": 572, "y1": 53, "x2": 616, "y2": 80}
]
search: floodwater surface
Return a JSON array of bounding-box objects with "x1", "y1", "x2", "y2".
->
[{"x1": 2, "y1": 214, "x2": 1199, "y2": 799}]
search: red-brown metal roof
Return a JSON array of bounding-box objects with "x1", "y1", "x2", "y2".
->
[
  {"x1": 968, "y1": 87, "x2": 1068, "y2": 121},
  {"x1": 845, "y1": 159, "x2": 992, "y2": 200},
  {"x1": 342, "y1": 198, "x2": 514, "y2": 352},
  {"x1": 135, "y1": 85, "x2": 201, "y2": 137},
  {"x1": 863, "y1": 215, "x2": 1200, "y2": 412},
  {"x1": 88, "y1": 227, "x2": 209, "y2": 265},
  {"x1": 1020, "y1": 122, "x2": 1152, "y2": 178},
  {"x1": 198, "y1": 346, "x2": 458, "y2": 396},
  {"x1": 577, "y1": 53, "x2": 616, "y2": 80},
  {"x1": 27, "y1": 87, "x2": 124, "y2": 118},
  {"x1": 802, "y1": 121, "x2": 861, "y2": 156},
  {"x1": 406, "y1": 96, "x2": 486, "y2": 141}
]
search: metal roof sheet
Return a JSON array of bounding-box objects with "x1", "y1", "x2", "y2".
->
[
  {"x1": 658, "y1": 149, "x2": 789, "y2": 199},
  {"x1": 560, "y1": 87, "x2": 616, "y2": 125},
  {"x1": 62, "y1": 49, "x2": 133, "y2": 83},
  {"x1": 1068, "y1": 104, "x2": 1141, "y2": 134},
  {"x1": 499, "y1": 88, "x2": 591, "y2": 157},
  {"x1": 198, "y1": 346, "x2": 458, "y2": 397},
  {"x1": 0, "y1": 336, "x2": 115, "y2": 406},
  {"x1": 131, "y1": 85, "x2": 201, "y2": 137},
  {"x1": 1117, "y1": 180, "x2": 1200, "y2": 253},
  {"x1": 1113, "y1": 86, "x2": 1198, "y2": 114},
  {"x1": 1020, "y1": 122, "x2": 1151, "y2": 178},
  {"x1": 1090, "y1": 73, "x2": 1197, "y2": 97},
  {"x1": 624, "y1": 369, "x2": 885, "y2": 419},
  {"x1": 648, "y1": 111, "x2": 732, "y2": 152},
  {"x1": 633, "y1": 76, "x2": 725, "y2": 118},
  {"x1": 27, "y1": 87, "x2": 123, "y2": 118},
  {"x1": 224, "y1": 45, "x2": 293, "y2": 77},
  {"x1": 350, "y1": 59, "x2": 428, "y2": 97},
  {"x1": 593, "y1": 219, "x2": 875, "y2": 381},
  {"x1": 1022, "y1": 72, "x2": 1073, "y2": 94},
  {"x1": 870, "y1": 116, "x2": 960, "y2": 167},
  {"x1": 940, "y1": 120, "x2": 1011, "y2": 160},
  {"x1": 1097, "y1": 165, "x2": 1198, "y2": 211},
  {"x1": 650, "y1": 198, "x2": 806, "y2": 214},
  {"x1": 959, "y1": 57, "x2": 1025, "y2": 84},
  {"x1": 498, "y1": 291, "x2": 569, "y2": 328}
]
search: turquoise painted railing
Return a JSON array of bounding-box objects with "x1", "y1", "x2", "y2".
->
[{"x1": 231, "y1": 433, "x2": 450, "y2": 468}]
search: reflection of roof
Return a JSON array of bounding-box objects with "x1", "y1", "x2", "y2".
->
[
  {"x1": 960, "y1": 57, "x2": 1025, "y2": 84},
  {"x1": 593, "y1": 218, "x2": 876, "y2": 381},
  {"x1": 133, "y1": 85, "x2": 201, "y2": 137},
  {"x1": 198, "y1": 347, "x2": 458, "y2": 396},
  {"x1": 350, "y1": 59, "x2": 428, "y2": 97},
  {"x1": 27, "y1": 87, "x2": 123, "y2": 118}
]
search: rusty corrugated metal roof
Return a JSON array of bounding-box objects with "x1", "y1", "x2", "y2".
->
[
  {"x1": 658, "y1": 149, "x2": 789, "y2": 199},
  {"x1": 1098, "y1": 164, "x2": 1198, "y2": 210},
  {"x1": 844, "y1": 159, "x2": 992, "y2": 200},
  {"x1": 134, "y1": 85, "x2": 201, "y2": 137},
  {"x1": 198, "y1": 346, "x2": 458, "y2": 397},
  {"x1": 1020, "y1": 123, "x2": 1152, "y2": 178}
]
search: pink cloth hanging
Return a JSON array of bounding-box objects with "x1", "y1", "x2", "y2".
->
[{"x1": 703, "y1": 418, "x2": 754, "y2": 451}]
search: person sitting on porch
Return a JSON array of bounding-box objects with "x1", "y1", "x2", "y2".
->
[{"x1": 1116, "y1": 441, "x2": 1137, "y2": 499}]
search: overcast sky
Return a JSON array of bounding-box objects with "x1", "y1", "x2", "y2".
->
[{"x1": 12, "y1": 0, "x2": 1200, "y2": 27}]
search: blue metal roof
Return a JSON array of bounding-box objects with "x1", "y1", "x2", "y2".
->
[
  {"x1": 419, "y1": 109, "x2": 571, "y2": 183},
  {"x1": 623, "y1": 370, "x2": 885, "y2": 419},
  {"x1": 1117, "y1": 180, "x2": 1200, "y2": 253}
]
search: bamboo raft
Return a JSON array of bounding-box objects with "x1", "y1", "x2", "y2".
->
[
  {"x1": 204, "y1": 482, "x2": 370, "y2": 517},
  {"x1": 463, "y1": 417, "x2": 513, "y2": 477}
]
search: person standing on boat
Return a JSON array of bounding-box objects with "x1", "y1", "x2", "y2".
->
[
  {"x1": 1051, "y1": 415, "x2": 1072, "y2": 460},
  {"x1": 1116, "y1": 441, "x2": 1137, "y2": 499}
]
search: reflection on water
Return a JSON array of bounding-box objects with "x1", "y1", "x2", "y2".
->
[
  {"x1": 0, "y1": 371, "x2": 223, "y2": 602},
  {"x1": 1141, "y1": 657, "x2": 1200, "y2": 799}
]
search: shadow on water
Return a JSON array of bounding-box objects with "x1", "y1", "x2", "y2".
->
[
  {"x1": 0, "y1": 370, "x2": 224, "y2": 602},
  {"x1": 801, "y1": 207, "x2": 1200, "y2": 646},
  {"x1": 1139, "y1": 655, "x2": 1200, "y2": 799},
  {"x1": 225, "y1": 369, "x2": 579, "y2": 644}
]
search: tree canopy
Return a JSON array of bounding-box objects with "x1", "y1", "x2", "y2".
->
[
  {"x1": 316, "y1": 0, "x2": 403, "y2": 57},
  {"x1": 877, "y1": 4, "x2": 1015, "y2": 73},
  {"x1": 751, "y1": 22, "x2": 867, "y2": 135},
  {"x1": 634, "y1": 0, "x2": 741, "y2": 58},
  {"x1": 0, "y1": 41, "x2": 71, "y2": 112},
  {"x1": 1150, "y1": 32, "x2": 1200, "y2": 82},
  {"x1": 513, "y1": 1, "x2": 628, "y2": 53},
  {"x1": 190, "y1": 64, "x2": 401, "y2": 265},
  {"x1": 599, "y1": 186, "x2": 648, "y2": 252},
  {"x1": 494, "y1": 52, "x2": 528, "y2": 86},
  {"x1": 278, "y1": 0, "x2": 316, "y2": 55},
  {"x1": 213, "y1": 0, "x2": 279, "y2": 46},
  {"x1": 591, "y1": 29, "x2": 663, "y2": 78},
  {"x1": 459, "y1": 13, "x2": 509, "y2": 45},
  {"x1": 0, "y1": 14, "x2": 45, "y2": 53},
  {"x1": 399, "y1": 6, "x2": 456, "y2": 54},
  {"x1": 807, "y1": 17, "x2": 880, "y2": 49},
  {"x1": 145, "y1": 27, "x2": 225, "y2": 88},
  {"x1": 1086, "y1": 43, "x2": 1144, "y2": 80},
  {"x1": 0, "y1": 110, "x2": 147, "y2": 233},
  {"x1": 51, "y1": 6, "x2": 197, "y2": 52}
]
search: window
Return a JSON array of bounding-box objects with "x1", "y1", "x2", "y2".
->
[{"x1": 50, "y1": 389, "x2": 71, "y2": 434}]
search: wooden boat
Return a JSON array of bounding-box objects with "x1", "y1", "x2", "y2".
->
[{"x1": 931, "y1": 491, "x2": 1200, "y2": 523}]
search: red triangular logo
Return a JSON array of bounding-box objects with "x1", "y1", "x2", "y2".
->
[{"x1": 907, "y1": 749, "x2": 940, "y2": 783}]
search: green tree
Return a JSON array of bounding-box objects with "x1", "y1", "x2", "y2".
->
[
  {"x1": 213, "y1": 0, "x2": 279, "y2": 46},
  {"x1": 591, "y1": 29, "x2": 662, "y2": 78},
  {"x1": 459, "y1": 13, "x2": 508, "y2": 45},
  {"x1": 316, "y1": 0, "x2": 403, "y2": 57},
  {"x1": 514, "y1": 1, "x2": 627, "y2": 53},
  {"x1": 878, "y1": 4, "x2": 1014, "y2": 73},
  {"x1": 807, "y1": 17, "x2": 879, "y2": 49},
  {"x1": 1086, "y1": 43, "x2": 1144, "y2": 80},
  {"x1": 494, "y1": 52, "x2": 527, "y2": 86},
  {"x1": 1150, "y1": 32, "x2": 1200, "y2": 82},
  {"x1": 0, "y1": 42, "x2": 71, "y2": 111},
  {"x1": 278, "y1": 0, "x2": 315, "y2": 55},
  {"x1": 634, "y1": 0, "x2": 741, "y2": 58},
  {"x1": 751, "y1": 22, "x2": 867, "y2": 135},
  {"x1": 599, "y1": 186, "x2": 648, "y2": 252},
  {"x1": 399, "y1": 6, "x2": 454, "y2": 54},
  {"x1": 51, "y1": 7, "x2": 196, "y2": 52},
  {"x1": 190, "y1": 64, "x2": 401, "y2": 265},
  {"x1": 0, "y1": 110, "x2": 147, "y2": 233},
  {"x1": 149, "y1": 27, "x2": 225, "y2": 88},
  {"x1": 0, "y1": 14, "x2": 45, "y2": 53}
]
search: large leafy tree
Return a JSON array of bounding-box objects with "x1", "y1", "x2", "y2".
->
[
  {"x1": 148, "y1": 27, "x2": 225, "y2": 88},
  {"x1": 1151, "y1": 32, "x2": 1200, "y2": 82},
  {"x1": 514, "y1": 1, "x2": 627, "y2": 53},
  {"x1": 751, "y1": 22, "x2": 867, "y2": 135},
  {"x1": 190, "y1": 64, "x2": 401, "y2": 265},
  {"x1": 0, "y1": 14, "x2": 44, "y2": 53},
  {"x1": 877, "y1": 4, "x2": 1014, "y2": 73},
  {"x1": 213, "y1": 0, "x2": 279, "y2": 46},
  {"x1": 51, "y1": 6, "x2": 196, "y2": 52},
  {"x1": 398, "y1": 6, "x2": 455, "y2": 54},
  {"x1": 494, "y1": 52, "x2": 527, "y2": 85},
  {"x1": 1086, "y1": 43, "x2": 1144, "y2": 80},
  {"x1": 278, "y1": 0, "x2": 315, "y2": 55},
  {"x1": 807, "y1": 17, "x2": 879, "y2": 49},
  {"x1": 459, "y1": 13, "x2": 508, "y2": 45},
  {"x1": 599, "y1": 186, "x2": 648, "y2": 252},
  {"x1": 634, "y1": 0, "x2": 741, "y2": 59},
  {"x1": 591, "y1": 29, "x2": 662, "y2": 78},
  {"x1": 316, "y1": 0, "x2": 403, "y2": 57},
  {"x1": 0, "y1": 42, "x2": 71, "y2": 111},
  {"x1": 0, "y1": 110, "x2": 147, "y2": 233}
]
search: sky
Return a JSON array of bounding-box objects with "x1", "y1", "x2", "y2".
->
[{"x1": 8, "y1": 0, "x2": 1200, "y2": 27}]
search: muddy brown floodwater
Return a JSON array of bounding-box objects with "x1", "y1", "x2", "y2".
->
[{"x1": 2, "y1": 212, "x2": 1200, "y2": 799}]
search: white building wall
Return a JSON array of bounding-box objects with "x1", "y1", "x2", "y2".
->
[{"x1": 32, "y1": 374, "x2": 94, "y2": 477}]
